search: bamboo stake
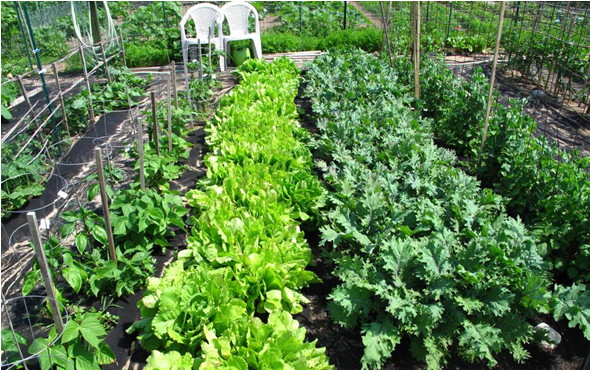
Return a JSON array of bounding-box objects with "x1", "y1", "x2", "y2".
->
[
  {"x1": 79, "y1": 46, "x2": 95, "y2": 124},
  {"x1": 480, "y1": 1, "x2": 506, "y2": 153},
  {"x1": 100, "y1": 42, "x2": 112, "y2": 83},
  {"x1": 94, "y1": 148, "x2": 117, "y2": 262},
  {"x1": 51, "y1": 63, "x2": 61, "y2": 93},
  {"x1": 59, "y1": 93, "x2": 70, "y2": 137},
  {"x1": 171, "y1": 61, "x2": 178, "y2": 109},
  {"x1": 119, "y1": 28, "x2": 127, "y2": 67},
  {"x1": 27, "y1": 211, "x2": 65, "y2": 332},
  {"x1": 151, "y1": 92, "x2": 160, "y2": 156},
  {"x1": 379, "y1": 2, "x2": 394, "y2": 66}
]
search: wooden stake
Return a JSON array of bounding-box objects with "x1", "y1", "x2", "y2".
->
[
  {"x1": 59, "y1": 93, "x2": 70, "y2": 137},
  {"x1": 480, "y1": 1, "x2": 506, "y2": 152},
  {"x1": 381, "y1": 2, "x2": 394, "y2": 55},
  {"x1": 100, "y1": 42, "x2": 112, "y2": 83},
  {"x1": 379, "y1": 2, "x2": 394, "y2": 66},
  {"x1": 27, "y1": 212, "x2": 64, "y2": 332},
  {"x1": 171, "y1": 61, "x2": 178, "y2": 109},
  {"x1": 410, "y1": 1, "x2": 415, "y2": 58},
  {"x1": 94, "y1": 148, "x2": 117, "y2": 262},
  {"x1": 79, "y1": 46, "x2": 95, "y2": 124},
  {"x1": 119, "y1": 28, "x2": 127, "y2": 67},
  {"x1": 136, "y1": 117, "x2": 146, "y2": 190},
  {"x1": 151, "y1": 92, "x2": 160, "y2": 156},
  {"x1": 17, "y1": 76, "x2": 32, "y2": 109},
  {"x1": 51, "y1": 63, "x2": 61, "y2": 93},
  {"x1": 414, "y1": 2, "x2": 421, "y2": 99},
  {"x1": 167, "y1": 73, "x2": 173, "y2": 152}
]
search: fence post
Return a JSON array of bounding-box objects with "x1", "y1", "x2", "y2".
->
[
  {"x1": 94, "y1": 148, "x2": 117, "y2": 262},
  {"x1": 162, "y1": 1, "x2": 168, "y2": 29},
  {"x1": 79, "y1": 46, "x2": 95, "y2": 124},
  {"x1": 414, "y1": 2, "x2": 421, "y2": 99},
  {"x1": 100, "y1": 42, "x2": 112, "y2": 83},
  {"x1": 167, "y1": 74, "x2": 173, "y2": 152},
  {"x1": 513, "y1": 1, "x2": 521, "y2": 24},
  {"x1": 446, "y1": 1, "x2": 454, "y2": 40},
  {"x1": 17, "y1": 76, "x2": 32, "y2": 109},
  {"x1": 171, "y1": 61, "x2": 178, "y2": 109},
  {"x1": 299, "y1": 2, "x2": 303, "y2": 33},
  {"x1": 343, "y1": 1, "x2": 347, "y2": 30},
  {"x1": 480, "y1": 1, "x2": 506, "y2": 154},
  {"x1": 27, "y1": 211, "x2": 65, "y2": 332},
  {"x1": 151, "y1": 92, "x2": 160, "y2": 156},
  {"x1": 119, "y1": 28, "x2": 127, "y2": 67},
  {"x1": 136, "y1": 117, "x2": 146, "y2": 190},
  {"x1": 22, "y1": 3, "x2": 57, "y2": 142}
]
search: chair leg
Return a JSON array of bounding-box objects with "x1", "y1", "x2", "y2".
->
[
  {"x1": 182, "y1": 46, "x2": 191, "y2": 104},
  {"x1": 253, "y1": 36, "x2": 263, "y2": 59}
]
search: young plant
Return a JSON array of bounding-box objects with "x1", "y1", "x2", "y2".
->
[{"x1": 28, "y1": 309, "x2": 115, "y2": 370}]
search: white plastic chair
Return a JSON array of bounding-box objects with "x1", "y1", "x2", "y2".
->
[
  {"x1": 220, "y1": 1, "x2": 263, "y2": 63},
  {"x1": 180, "y1": 3, "x2": 224, "y2": 103}
]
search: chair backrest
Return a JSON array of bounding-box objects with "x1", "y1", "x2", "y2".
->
[
  {"x1": 221, "y1": 1, "x2": 259, "y2": 36},
  {"x1": 180, "y1": 3, "x2": 223, "y2": 41}
]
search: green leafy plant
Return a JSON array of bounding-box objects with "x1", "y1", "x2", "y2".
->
[
  {"x1": 145, "y1": 350, "x2": 194, "y2": 370},
  {"x1": 110, "y1": 187, "x2": 187, "y2": 249},
  {"x1": 28, "y1": 309, "x2": 115, "y2": 370},
  {"x1": 305, "y1": 49, "x2": 554, "y2": 369},
  {"x1": 1, "y1": 78, "x2": 18, "y2": 119},
  {"x1": 1, "y1": 142, "x2": 46, "y2": 218},
  {"x1": 196, "y1": 311, "x2": 333, "y2": 370},
  {"x1": 1, "y1": 329, "x2": 29, "y2": 365},
  {"x1": 127, "y1": 261, "x2": 247, "y2": 354}
]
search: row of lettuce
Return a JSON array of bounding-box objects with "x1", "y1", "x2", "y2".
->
[
  {"x1": 303, "y1": 50, "x2": 589, "y2": 369},
  {"x1": 127, "y1": 58, "x2": 333, "y2": 369}
]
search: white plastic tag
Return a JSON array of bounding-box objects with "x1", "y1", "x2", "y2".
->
[
  {"x1": 38, "y1": 68, "x2": 47, "y2": 74},
  {"x1": 58, "y1": 190, "x2": 68, "y2": 199},
  {"x1": 39, "y1": 219, "x2": 50, "y2": 230}
]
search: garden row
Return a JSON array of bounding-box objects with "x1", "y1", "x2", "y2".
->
[
  {"x1": 3, "y1": 72, "x2": 203, "y2": 369},
  {"x1": 410, "y1": 57, "x2": 590, "y2": 287},
  {"x1": 303, "y1": 50, "x2": 589, "y2": 369},
  {"x1": 2, "y1": 66, "x2": 148, "y2": 219},
  {"x1": 126, "y1": 58, "x2": 332, "y2": 369}
]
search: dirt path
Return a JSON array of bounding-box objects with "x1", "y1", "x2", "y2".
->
[{"x1": 349, "y1": 1, "x2": 383, "y2": 28}]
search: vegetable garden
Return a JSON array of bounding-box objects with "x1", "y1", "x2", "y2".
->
[{"x1": 1, "y1": 2, "x2": 589, "y2": 370}]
